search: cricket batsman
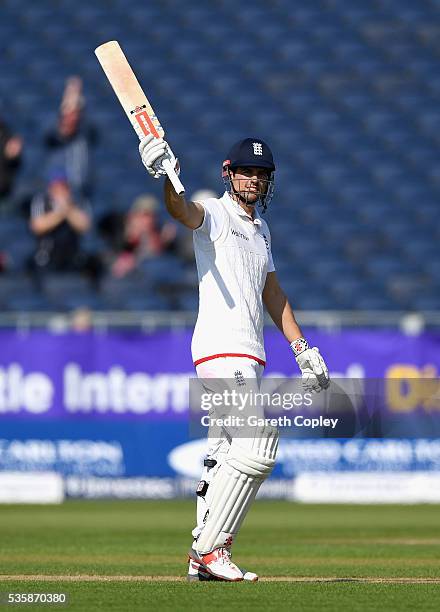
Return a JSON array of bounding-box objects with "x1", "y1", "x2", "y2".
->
[{"x1": 139, "y1": 135, "x2": 330, "y2": 582}]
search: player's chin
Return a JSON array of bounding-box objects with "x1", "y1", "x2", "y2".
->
[{"x1": 242, "y1": 192, "x2": 260, "y2": 205}]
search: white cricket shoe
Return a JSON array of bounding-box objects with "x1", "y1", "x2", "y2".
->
[
  {"x1": 187, "y1": 556, "x2": 259, "y2": 582},
  {"x1": 188, "y1": 547, "x2": 244, "y2": 582},
  {"x1": 187, "y1": 557, "x2": 216, "y2": 581}
]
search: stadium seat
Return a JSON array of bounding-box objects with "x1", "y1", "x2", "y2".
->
[
  {"x1": 5, "y1": 293, "x2": 52, "y2": 312},
  {"x1": 123, "y1": 293, "x2": 170, "y2": 311},
  {"x1": 100, "y1": 275, "x2": 153, "y2": 309},
  {"x1": 41, "y1": 273, "x2": 95, "y2": 307},
  {"x1": 0, "y1": 275, "x2": 36, "y2": 306},
  {"x1": 177, "y1": 291, "x2": 199, "y2": 312}
]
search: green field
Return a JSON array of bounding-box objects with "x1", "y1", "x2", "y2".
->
[{"x1": 0, "y1": 500, "x2": 439, "y2": 611}]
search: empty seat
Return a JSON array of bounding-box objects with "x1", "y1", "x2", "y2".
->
[
  {"x1": 292, "y1": 291, "x2": 337, "y2": 311},
  {"x1": 100, "y1": 275, "x2": 153, "y2": 309},
  {"x1": 177, "y1": 291, "x2": 199, "y2": 312},
  {"x1": 123, "y1": 293, "x2": 170, "y2": 311},
  {"x1": 0, "y1": 275, "x2": 36, "y2": 306},
  {"x1": 6, "y1": 293, "x2": 52, "y2": 312},
  {"x1": 353, "y1": 294, "x2": 397, "y2": 311},
  {"x1": 42, "y1": 274, "x2": 92, "y2": 297},
  {"x1": 411, "y1": 293, "x2": 440, "y2": 312}
]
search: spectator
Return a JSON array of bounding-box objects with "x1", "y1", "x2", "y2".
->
[
  {"x1": 28, "y1": 169, "x2": 101, "y2": 283},
  {"x1": 71, "y1": 307, "x2": 93, "y2": 332},
  {"x1": 99, "y1": 194, "x2": 177, "y2": 278},
  {"x1": 0, "y1": 118, "x2": 22, "y2": 206},
  {"x1": 44, "y1": 76, "x2": 97, "y2": 198},
  {"x1": 0, "y1": 251, "x2": 7, "y2": 273}
]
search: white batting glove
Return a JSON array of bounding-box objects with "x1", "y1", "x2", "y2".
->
[
  {"x1": 291, "y1": 337, "x2": 330, "y2": 393},
  {"x1": 139, "y1": 134, "x2": 179, "y2": 179}
]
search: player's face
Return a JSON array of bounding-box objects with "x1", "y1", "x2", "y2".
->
[{"x1": 230, "y1": 167, "x2": 270, "y2": 206}]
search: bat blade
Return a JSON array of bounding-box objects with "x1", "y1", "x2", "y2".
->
[{"x1": 95, "y1": 40, "x2": 184, "y2": 194}]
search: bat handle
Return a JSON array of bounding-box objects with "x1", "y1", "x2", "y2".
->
[{"x1": 162, "y1": 158, "x2": 185, "y2": 195}]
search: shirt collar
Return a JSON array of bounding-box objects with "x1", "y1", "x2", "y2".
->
[{"x1": 222, "y1": 192, "x2": 262, "y2": 226}]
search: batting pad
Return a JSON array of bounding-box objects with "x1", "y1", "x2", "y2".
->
[{"x1": 194, "y1": 426, "x2": 278, "y2": 554}]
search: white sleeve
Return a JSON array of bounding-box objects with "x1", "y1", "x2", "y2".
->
[
  {"x1": 267, "y1": 245, "x2": 275, "y2": 273},
  {"x1": 194, "y1": 198, "x2": 225, "y2": 242},
  {"x1": 263, "y1": 222, "x2": 276, "y2": 272}
]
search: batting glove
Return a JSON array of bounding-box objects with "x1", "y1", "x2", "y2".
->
[
  {"x1": 139, "y1": 134, "x2": 179, "y2": 179},
  {"x1": 291, "y1": 337, "x2": 330, "y2": 393}
]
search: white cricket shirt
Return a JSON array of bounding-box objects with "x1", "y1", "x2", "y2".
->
[{"x1": 191, "y1": 192, "x2": 275, "y2": 365}]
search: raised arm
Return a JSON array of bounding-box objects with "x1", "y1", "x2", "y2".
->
[{"x1": 164, "y1": 177, "x2": 204, "y2": 229}]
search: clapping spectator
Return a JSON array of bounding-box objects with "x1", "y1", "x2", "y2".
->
[
  {"x1": 99, "y1": 194, "x2": 177, "y2": 278},
  {"x1": 28, "y1": 169, "x2": 101, "y2": 282},
  {"x1": 44, "y1": 76, "x2": 97, "y2": 198}
]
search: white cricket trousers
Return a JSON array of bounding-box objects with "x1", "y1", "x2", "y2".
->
[{"x1": 192, "y1": 356, "x2": 265, "y2": 541}]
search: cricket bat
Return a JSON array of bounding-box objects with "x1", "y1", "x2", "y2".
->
[{"x1": 95, "y1": 40, "x2": 185, "y2": 195}]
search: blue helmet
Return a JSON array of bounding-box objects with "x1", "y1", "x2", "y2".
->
[{"x1": 222, "y1": 138, "x2": 275, "y2": 212}]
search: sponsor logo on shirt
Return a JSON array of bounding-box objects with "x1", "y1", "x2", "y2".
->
[{"x1": 231, "y1": 228, "x2": 249, "y2": 241}]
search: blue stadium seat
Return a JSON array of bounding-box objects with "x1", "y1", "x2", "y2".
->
[
  {"x1": 411, "y1": 293, "x2": 440, "y2": 312},
  {"x1": 5, "y1": 294, "x2": 52, "y2": 312},
  {"x1": 364, "y1": 256, "x2": 409, "y2": 279},
  {"x1": 123, "y1": 293, "x2": 170, "y2": 311},
  {"x1": 178, "y1": 291, "x2": 199, "y2": 312},
  {"x1": 40, "y1": 274, "x2": 96, "y2": 310},
  {"x1": 100, "y1": 275, "x2": 153, "y2": 309},
  {"x1": 387, "y1": 277, "x2": 426, "y2": 308},
  {"x1": 353, "y1": 293, "x2": 397, "y2": 311},
  {"x1": 309, "y1": 260, "x2": 358, "y2": 283},
  {"x1": 292, "y1": 291, "x2": 338, "y2": 311},
  {"x1": 42, "y1": 274, "x2": 93, "y2": 296},
  {"x1": 424, "y1": 259, "x2": 440, "y2": 284},
  {"x1": 279, "y1": 278, "x2": 314, "y2": 304},
  {"x1": 140, "y1": 256, "x2": 185, "y2": 285},
  {"x1": 56, "y1": 292, "x2": 108, "y2": 312},
  {"x1": 0, "y1": 276, "x2": 36, "y2": 307}
]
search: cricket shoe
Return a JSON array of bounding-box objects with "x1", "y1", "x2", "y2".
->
[
  {"x1": 187, "y1": 557, "x2": 217, "y2": 581},
  {"x1": 187, "y1": 557, "x2": 259, "y2": 582},
  {"x1": 188, "y1": 547, "x2": 244, "y2": 582}
]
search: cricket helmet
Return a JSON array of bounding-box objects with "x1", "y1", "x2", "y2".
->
[{"x1": 222, "y1": 138, "x2": 275, "y2": 212}]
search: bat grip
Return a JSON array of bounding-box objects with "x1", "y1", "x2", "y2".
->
[{"x1": 162, "y1": 158, "x2": 185, "y2": 195}]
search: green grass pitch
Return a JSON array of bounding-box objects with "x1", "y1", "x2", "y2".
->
[{"x1": 0, "y1": 500, "x2": 439, "y2": 611}]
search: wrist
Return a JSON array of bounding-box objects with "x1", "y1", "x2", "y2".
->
[{"x1": 290, "y1": 337, "x2": 309, "y2": 357}]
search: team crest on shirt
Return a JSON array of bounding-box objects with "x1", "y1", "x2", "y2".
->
[
  {"x1": 262, "y1": 233, "x2": 270, "y2": 252},
  {"x1": 234, "y1": 371, "x2": 246, "y2": 387}
]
